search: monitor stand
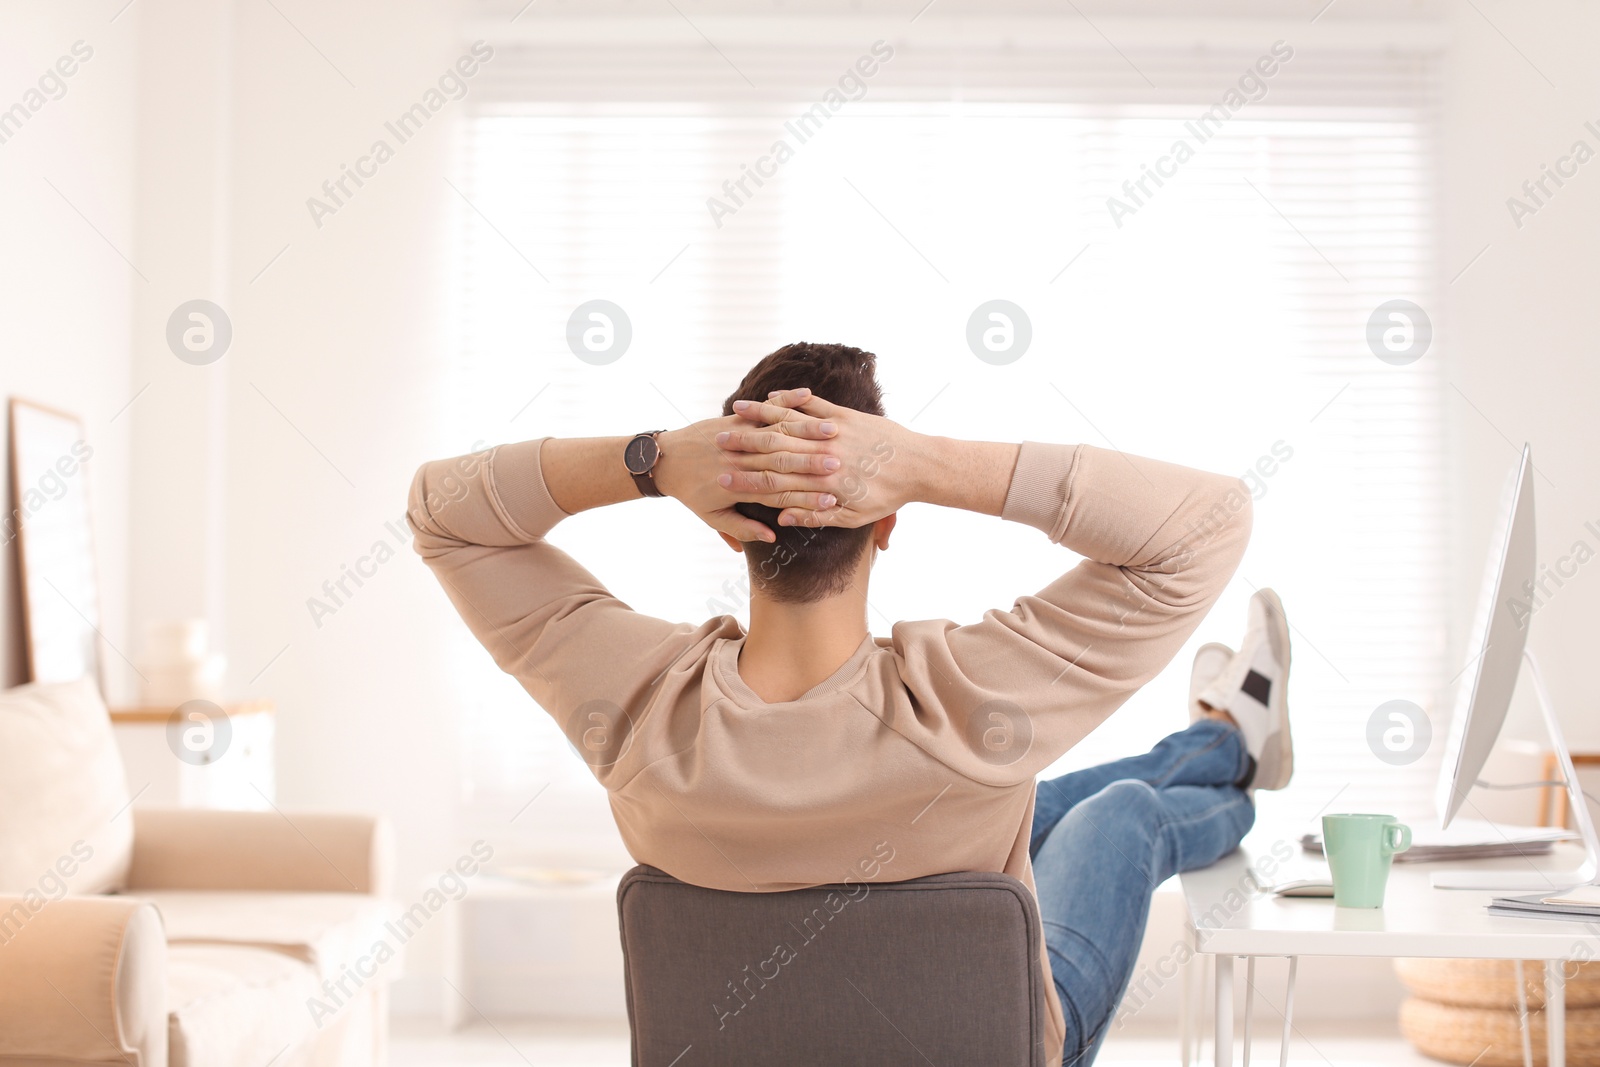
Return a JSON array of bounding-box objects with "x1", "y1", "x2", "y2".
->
[{"x1": 1432, "y1": 650, "x2": 1600, "y2": 890}]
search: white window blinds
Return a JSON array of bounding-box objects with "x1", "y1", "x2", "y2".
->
[{"x1": 449, "y1": 33, "x2": 1445, "y2": 832}]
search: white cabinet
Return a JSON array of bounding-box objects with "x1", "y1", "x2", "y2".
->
[
  {"x1": 108, "y1": 701, "x2": 276, "y2": 809},
  {"x1": 442, "y1": 874, "x2": 626, "y2": 1030}
]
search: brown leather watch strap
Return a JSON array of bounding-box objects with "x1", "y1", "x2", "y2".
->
[{"x1": 632, "y1": 469, "x2": 663, "y2": 498}]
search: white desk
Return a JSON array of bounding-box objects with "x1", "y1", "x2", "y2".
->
[{"x1": 1179, "y1": 836, "x2": 1600, "y2": 1067}]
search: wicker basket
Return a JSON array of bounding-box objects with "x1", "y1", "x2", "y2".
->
[
  {"x1": 1399, "y1": 997, "x2": 1600, "y2": 1067},
  {"x1": 1395, "y1": 959, "x2": 1600, "y2": 1066},
  {"x1": 1396, "y1": 958, "x2": 1600, "y2": 1010}
]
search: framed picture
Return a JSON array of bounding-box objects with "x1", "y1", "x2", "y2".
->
[{"x1": 9, "y1": 398, "x2": 101, "y2": 691}]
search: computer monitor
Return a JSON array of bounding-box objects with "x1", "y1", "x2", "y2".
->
[
  {"x1": 1436, "y1": 445, "x2": 1535, "y2": 828},
  {"x1": 1432, "y1": 444, "x2": 1600, "y2": 890}
]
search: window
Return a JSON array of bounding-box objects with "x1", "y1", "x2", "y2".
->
[{"x1": 450, "y1": 35, "x2": 1445, "y2": 844}]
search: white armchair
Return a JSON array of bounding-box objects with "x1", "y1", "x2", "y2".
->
[{"x1": 0, "y1": 679, "x2": 397, "y2": 1067}]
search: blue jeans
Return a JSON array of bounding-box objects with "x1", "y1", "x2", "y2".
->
[{"x1": 1030, "y1": 719, "x2": 1256, "y2": 1066}]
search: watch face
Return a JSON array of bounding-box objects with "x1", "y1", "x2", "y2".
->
[{"x1": 624, "y1": 434, "x2": 659, "y2": 475}]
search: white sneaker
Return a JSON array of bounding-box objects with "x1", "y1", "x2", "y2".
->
[
  {"x1": 1197, "y1": 589, "x2": 1294, "y2": 791},
  {"x1": 1189, "y1": 643, "x2": 1236, "y2": 722}
]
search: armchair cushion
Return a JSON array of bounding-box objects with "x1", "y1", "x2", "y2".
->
[
  {"x1": 0, "y1": 895, "x2": 167, "y2": 1066},
  {"x1": 141, "y1": 890, "x2": 399, "y2": 987},
  {"x1": 0, "y1": 678, "x2": 133, "y2": 894},
  {"x1": 166, "y1": 944, "x2": 319, "y2": 1067},
  {"x1": 128, "y1": 808, "x2": 394, "y2": 896}
]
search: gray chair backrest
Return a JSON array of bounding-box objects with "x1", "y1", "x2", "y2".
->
[{"x1": 617, "y1": 865, "x2": 1049, "y2": 1067}]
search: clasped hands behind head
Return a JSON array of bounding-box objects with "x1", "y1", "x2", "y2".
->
[{"x1": 654, "y1": 386, "x2": 917, "y2": 548}]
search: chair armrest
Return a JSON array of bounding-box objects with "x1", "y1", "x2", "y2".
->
[
  {"x1": 0, "y1": 895, "x2": 167, "y2": 1067},
  {"x1": 128, "y1": 808, "x2": 394, "y2": 895}
]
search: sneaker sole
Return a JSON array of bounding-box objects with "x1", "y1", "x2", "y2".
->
[{"x1": 1251, "y1": 588, "x2": 1294, "y2": 790}]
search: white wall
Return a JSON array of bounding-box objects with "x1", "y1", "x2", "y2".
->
[
  {"x1": 216, "y1": 0, "x2": 473, "y2": 1009},
  {"x1": 104, "y1": 0, "x2": 547, "y2": 1014},
  {"x1": 1438, "y1": 1, "x2": 1600, "y2": 748},
  {"x1": 127, "y1": 0, "x2": 234, "y2": 664},
  {"x1": 0, "y1": 3, "x2": 137, "y2": 697}
]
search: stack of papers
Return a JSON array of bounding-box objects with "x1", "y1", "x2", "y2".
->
[
  {"x1": 1489, "y1": 885, "x2": 1600, "y2": 923},
  {"x1": 1300, "y1": 819, "x2": 1574, "y2": 864}
]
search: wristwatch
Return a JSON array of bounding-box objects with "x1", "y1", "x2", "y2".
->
[{"x1": 623, "y1": 431, "x2": 668, "y2": 498}]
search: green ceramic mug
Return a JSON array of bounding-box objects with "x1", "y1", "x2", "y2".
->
[{"x1": 1322, "y1": 813, "x2": 1412, "y2": 908}]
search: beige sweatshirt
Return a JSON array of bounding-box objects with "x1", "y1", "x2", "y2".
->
[{"x1": 409, "y1": 438, "x2": 1251, "y2": 1065}]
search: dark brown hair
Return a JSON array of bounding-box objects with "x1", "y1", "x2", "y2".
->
[{"x1": 722, "y1": 342, "x2": 885, "y2": 603}]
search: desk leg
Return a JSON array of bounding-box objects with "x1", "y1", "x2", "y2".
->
[
  {"x1": 442, "y1": 898, "x2": 466, "y2": 1032},
  {"x1": 1215, "y1": 955, "x2": 1234, "y2": 1067},
  {"x1": 1514, "y1": 960, "x2": 1532, "y2": 1067},
  {"x1": 1241, "y1": 957, "x2": 1255, "y2": 1067},
  {"x1": 1279, "y1": 957, "x2": 1297, "y2": 1067},
  {"x1": 1179, "y1": 938, "x2": 1197, "y2": 1067},
  {"x1": 1548, "y1": 960, "x2": 1567, "y2": 1067}
]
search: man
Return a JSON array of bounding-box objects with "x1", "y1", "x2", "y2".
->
[{"x1": 409, "y1": 341, "x2": 1292, "y2": 1066}]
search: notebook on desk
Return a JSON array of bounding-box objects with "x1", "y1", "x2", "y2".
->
[
  {"x1": 1300, "y1": 818, "x2": 1573, "y2": 863},
  {"x1": 1487, "y1": 885, "x2": 1600, "y2": 922}
]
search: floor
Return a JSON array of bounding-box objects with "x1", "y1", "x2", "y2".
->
[{"x1": 391, "y1": 1018, "x2": 1444, "y2": 1066}]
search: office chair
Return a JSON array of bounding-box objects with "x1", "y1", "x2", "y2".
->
[{"x1": 617, "y1": 864, "x2": 1050, "y2": 1066}]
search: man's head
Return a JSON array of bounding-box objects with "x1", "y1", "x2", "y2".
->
[{"x1": 722, "y1": 342, "x2": 885, "y2": 603}]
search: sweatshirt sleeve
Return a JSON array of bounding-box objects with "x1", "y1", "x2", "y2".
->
[
  {"x1": 892, "y1": 442, "x2": 1252, "y2": 784},
  {"x1": 406, "y1": 438, "x2": 711, "y2": 781}
]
